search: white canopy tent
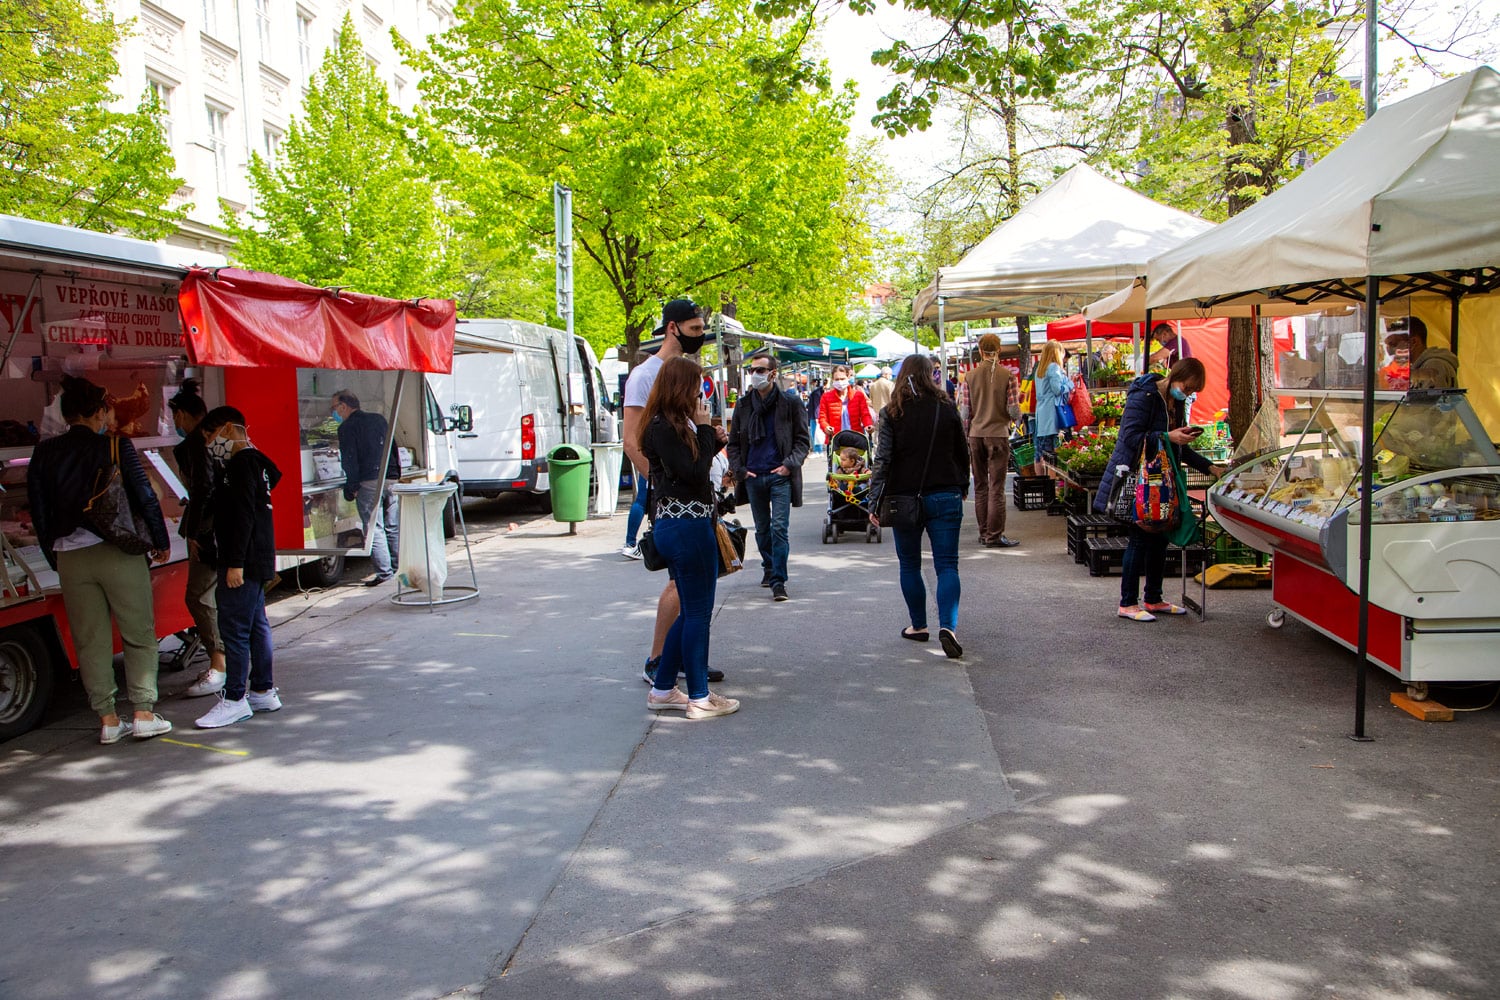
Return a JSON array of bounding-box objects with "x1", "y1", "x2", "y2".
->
[
  {"x1": 912, "y1": 164, "x2": 1213, "y2": 325},
  {"x1": 1146, "y1": 67, "x2": 1500, "y2": 314},
  {"x1": 865, "y1": 329, "x2": 921, "y2": 361}
]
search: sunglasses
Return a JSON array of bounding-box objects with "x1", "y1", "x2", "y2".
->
[{"x1": 747, "y1": 366, "x2": 772, "y2": 374}]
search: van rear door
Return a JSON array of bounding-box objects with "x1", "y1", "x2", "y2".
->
[{"x1": 453, "y1": 348, "x2": 526, "y2": 488}]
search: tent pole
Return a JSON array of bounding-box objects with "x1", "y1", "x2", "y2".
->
[
  {"x1": 1084, "y1": 319, "x2": 1095, "y2": 388},
  {"x1": 1450, "y1": 294, "x2": 1461, "y2": 356},
  {"x1": 937, "y1": 297, "x2": 946, "y2": 368},
  {"x1": 1351, "y1": 275, "x2": 1378, "y2": 743}
]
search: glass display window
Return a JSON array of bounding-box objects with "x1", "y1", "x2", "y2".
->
[{"x1": 296, "y1": 369, "x2": 406, "y2": 552}]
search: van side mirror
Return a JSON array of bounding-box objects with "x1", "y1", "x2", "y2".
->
[
  {"x1": 611, "y1": 391, "x2": 623, "y2": 412},
  {"x1": 447, "y1": 404, "x2": 474, "y2": 433}
]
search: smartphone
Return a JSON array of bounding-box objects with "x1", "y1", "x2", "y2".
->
[{"x1": 1186, "y1": 425, "x2": 1205, "y2": 436}]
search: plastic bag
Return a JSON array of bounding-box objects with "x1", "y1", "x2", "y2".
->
[{"x1": 397, "y1": 488, "x2": 450, "y2": 596}]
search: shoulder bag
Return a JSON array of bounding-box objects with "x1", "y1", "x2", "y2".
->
[
  {"x1": 636, "y1": 477, "x2": 668, "y2": 571},
  {"x1": 878, "y1": 403, "x2": 939, "y2": 531},
  {"x1": 84, "y1": 435, "x2": 155, "y2": 555},
  {"x1": 715, "y1": 518, "x2": 747, "y2": 577},
  {"x1": 1133, "y1": 433, "x2": 1180, "y2": 533},
  {"x1": 1068, "y1": 378, "x2": 1094, "y2": 426},
  {"x1": 1163, "y1": 436, "x2": 1201, "y2": 548}
]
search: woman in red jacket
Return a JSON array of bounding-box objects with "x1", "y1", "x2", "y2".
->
[{"x1": 818, "y1": 365, "x2": 874, "y2": 442}]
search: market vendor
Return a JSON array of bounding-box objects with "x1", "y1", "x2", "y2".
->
[
  {"x1": 332, "y1": 390, "x2": 400, "y2": 586},
  {"x1": 1380, "y1": 330, "x2": 1411, "y2": 390},
  {"x1": 1397, "y1": 317, "x2": 1461, "y2": 390}
]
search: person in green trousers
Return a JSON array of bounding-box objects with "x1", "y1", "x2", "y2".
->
[{"x1": 27, "y1": 376, "x2": 174, "y2": 745}]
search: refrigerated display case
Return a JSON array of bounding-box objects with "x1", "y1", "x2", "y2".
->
[{"x1": 1208, "y1": 388, "x2": 1500, "y2": 683}]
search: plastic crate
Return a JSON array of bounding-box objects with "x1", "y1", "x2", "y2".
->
[{"x1": 1012, "y1": 475, "x2": 1055, "y2": 511}]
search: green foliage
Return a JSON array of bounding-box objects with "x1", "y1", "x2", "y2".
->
[
  {"x1": 1084, "y1": 0, "x2": 1365, "y2": 220},
  {"x1": 224, "y1": 17, "x2": 449, "y2": 299},
  {"x1": 0, "y1": 0, "x2": 186, "y2": 236},
  {"x1": 411, "y1": 0, "x2": 874, "y2": 360}
]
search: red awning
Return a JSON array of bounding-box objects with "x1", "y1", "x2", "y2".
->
[
  {"x1": 179, "y1": 268, "x2": 456, "y2": 373},
  {"x1": 1044, "y1": 315, "x2": 1138, "y2": 341}
]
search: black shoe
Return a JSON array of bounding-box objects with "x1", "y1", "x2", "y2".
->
[
  {"x1": 364, "y1": 574, "x2": 393, "y2": 587},
  {"x1": 939, "y1": 628, "x2": 964, "y2": 659},
  {"x1": 772, "y1": 583, "x2": 789, "y2": 602},
  {"x1": 760, "y1": 571, "x2": 772, "y2": 588},
  {"x1": 641, "y1": 657, "x2": 660, "y2": 684},
  {"x1": 707, "y1": 668, "x2": 725, "y2": 683},
  {"x1": 994, "y1": 535, "x2": 1020, "y2": 548}
]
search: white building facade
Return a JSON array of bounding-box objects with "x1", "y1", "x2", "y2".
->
[{"x1": 107, "y1": 0, "x2": 452, "y2": 254}]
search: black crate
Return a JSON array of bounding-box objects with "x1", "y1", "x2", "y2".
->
[
  {"x1": 1086, "y1": 536, "x2": 1214, "y2": 577},
  {"x1": 1011, "y1": 475, "x2": 1055, "y2": 511},
  {"x1": 1067, "y1": 514, "x2": 1127, "y2": 562},
  {"x1": 1046, "y1": 489, "x2": 1089, "y2": 517}
]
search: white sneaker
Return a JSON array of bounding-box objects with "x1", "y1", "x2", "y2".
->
[
  {"x1": 195, "y1": 695, "x2": 253, "y2": 729},
  {"x1": 99, "y1": 718, "x2": 134, "y2": 745},
  {"x1": 247, "y1": 687, "x2": 282, "y2": 713},
  {"x1": 132, "y1": 714, "x2": 173, "y2": 739},
  {"x1": 183, "y1": 669, "x2": 226, "y2": 698},
  {"x1": 620, "y1": 543, "x2": 643, "y2": 560}
]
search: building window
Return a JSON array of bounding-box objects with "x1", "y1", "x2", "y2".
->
[
  {"x1": 206, "y1": 105, "x2": 229, "y2": 190},
  {"x1": 297, "y1": 11, "x2": 313, "y2": 80},
  {"x1": 202, "y1": 0, "x2": 218, "y2": 36},
  {"x1": 146, "y1": 78, "x2": 173, "y2": 145},
  {"x1": 393, "y1": 76, "x2": 406, "y2": 107},
  {"x1": 262, "y1": 126, "x2": 282, "y2": 168},
  {"x1": 256, "y1": 0, "x2": 273, "y2": 52}
]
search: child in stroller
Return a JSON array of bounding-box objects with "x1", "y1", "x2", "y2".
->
[{"x1": 823, "y1": 430, "x2": 880, "y2": 544}]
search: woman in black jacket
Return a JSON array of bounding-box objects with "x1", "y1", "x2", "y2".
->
[
  {"x1": 1094, "y1": 359, "x2": 1225, "y2": 621},
  {"x1": 639, "y1": 357, "x2": 739, "y2": 720},
  {"x1": 26, "y1": 376, "x2": 173, "y2": 744},
  {"x1": 193, "y1": 406, "x2": 285, "y2": 730},
  {"x1": 870, "y1": 354, "x2": 971, "y2": 659}
]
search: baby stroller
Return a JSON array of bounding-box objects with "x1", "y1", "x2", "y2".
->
[{"x1": 823, "y1": 429, "x2": 881, "y2": 544}]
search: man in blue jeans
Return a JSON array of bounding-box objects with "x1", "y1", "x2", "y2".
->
[{"x1": 726, "y1": 353, "x2": 810, "y2": 602}]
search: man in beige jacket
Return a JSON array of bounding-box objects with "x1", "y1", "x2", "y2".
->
[{"x1": 964, "y1": 334, "x2": 1021, "y2": 547}]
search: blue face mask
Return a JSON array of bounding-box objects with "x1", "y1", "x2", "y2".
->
[
  {"x1": 332, "y1": 411, "x2": 344, "y2": 425},
  {"x1": 96, "y1": 424, "x2": 109, "y2": 436},
  {"x1": 174, "y1": 425, "x2": 187, "y2": 439},
  {"x1": 1170, "y1": 386, "x2": 1188, "y2": 402}
]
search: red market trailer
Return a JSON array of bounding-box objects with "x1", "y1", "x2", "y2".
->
[{"x1": 0, "y1": 215, "x2": 455, "y2": 740}]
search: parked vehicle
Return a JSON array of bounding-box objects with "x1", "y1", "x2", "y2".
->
[{"x1": 426, "y1": 319, "x2": 614, "y2": 507}]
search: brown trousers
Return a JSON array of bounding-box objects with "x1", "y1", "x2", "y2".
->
[{"x1": 969, "y1": 436, "x2": 1011, "y2": 543}]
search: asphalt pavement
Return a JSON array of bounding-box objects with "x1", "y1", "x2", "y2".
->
[{"x1": 1, "y1": 484, "x2": 1497, "y2": 1000}]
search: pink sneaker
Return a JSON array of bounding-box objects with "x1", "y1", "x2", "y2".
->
[
  {"x1": 686, "y1": 692, "x2": 740, "y2": 721},
  {"x1": 646, "y1": 688, "x2": 690, "y2": 712}
]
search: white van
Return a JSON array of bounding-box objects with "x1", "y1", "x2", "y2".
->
[{"x1": 426, "y1": 319, "x2": 613, "y2": 505}]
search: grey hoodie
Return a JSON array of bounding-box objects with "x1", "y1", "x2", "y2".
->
[{"x1": 1411, "y1": 348, "x2": 1460, "y2": 390}]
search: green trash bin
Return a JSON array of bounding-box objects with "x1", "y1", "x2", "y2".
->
[{"x1": 547, "y1": 443, "x2": 593, "y2": 524}]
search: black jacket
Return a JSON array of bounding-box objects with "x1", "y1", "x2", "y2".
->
[
  {"x1": 642, "y1": 416, "x2": 718, "y2": 507},
  {"x1": 337, "y1": 409, "x2": 398, "y2": 500},
  {"x1": 870, "y1": 395, "x2": 970, "y2": 505},
  {"x1": 1093, "y1": 374, "x2": 1214, "y2": 514},
  {"x1": 213, "y1": 448, "x2": 282, "y2": 582},
  {"x1": 27, "y1": 427, "x2": 170, "y2": 568},
  {"x1": 174, "y1": 433, "x2": 217, "y2": 563},
  {"x1": 726, "y1": 387, "x2": 811, "y2": 508}
]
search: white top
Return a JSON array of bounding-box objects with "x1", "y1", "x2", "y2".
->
[
  {"x1": 53, "y1": 526, "x2": 103, "y2": 552},
  {"x1": 622, "y1": 354, "x2": 664, "y2": 408}
]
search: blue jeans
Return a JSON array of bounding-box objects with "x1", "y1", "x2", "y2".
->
[
  {"x1": 744, "y1": 472, "x2": 791, "y2": 585},
  {"x1": 356, "y1": 479, "x2": 399, "y2": 577},
  {"x1": 1121, "y1": 524, "x2": 1170, "y2": 606},
  {"x1": 650, "y1": 516, "x2": 718, "y2": 700},
  {"x1": 1035, "y1": 433, "x2": 1059, "y2": 459},
  {"x1": 624, "y1": 475, "x2": 649, "y2": 546},
  {"x1": 891, "y1": 491, "x2": 963, "y2": 633},
  {"x1": 217, "y1": 573, "x2": 274, "y2": 701}
]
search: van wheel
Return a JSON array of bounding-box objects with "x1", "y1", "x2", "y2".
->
[
  {"x1": 0, "y1": 627, "x2": 55, "y2": 742},
  {"x1": 300, "y1": 554, "x2": 346, "y2": 588},
  {"x1": 442, "y1": 496, "x2": 458, "y2": 539}
]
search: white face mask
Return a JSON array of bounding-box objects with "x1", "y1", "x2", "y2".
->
[
  {"x1": 207, "y1": 434, "x2": 234, "y2": 466},
  {"x1": 832, "y1": 379, "x2": 848, "y2": 391},
  {"x1": 748, "y1": 373, "x2": 769, "y2": 389}
]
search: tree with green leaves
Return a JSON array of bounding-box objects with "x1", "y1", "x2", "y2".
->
[
  {"x1": 409, "y1": 0, "x2": 873, "y2": 362},
  {"x1": 0, "y1": 0, "x2": 185, "y2": 236},
  {"x1": 224, "y1": 16, "x2": 449, "y2": 300}
]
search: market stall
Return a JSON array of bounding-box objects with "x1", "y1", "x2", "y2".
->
[
  {"x1": 1142, "y1": 66, "x2": 1500, "y2": 702},
  {"x1": 0, "y1": 215, "x2": 456, "y2": 740}
]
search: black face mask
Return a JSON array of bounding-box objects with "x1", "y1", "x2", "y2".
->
[{"x1": 673, "y1": 326, "x2": 706, "y2": 355}]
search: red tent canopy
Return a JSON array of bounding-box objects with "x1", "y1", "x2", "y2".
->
[
  {"x1": 1045, "y1": 315, "x2": 1136, "y2": 340},
  {"x1": 179, "y1": 268, "x2": 456, "y2": 373}
]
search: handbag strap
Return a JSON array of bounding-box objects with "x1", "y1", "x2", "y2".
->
[{"x1": 913, "y1": 401, "x2": 939, "y2": 497}]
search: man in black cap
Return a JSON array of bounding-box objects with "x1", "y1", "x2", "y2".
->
[{"x1": 620, "y1": 298, "x2": 725, "y2": 683}]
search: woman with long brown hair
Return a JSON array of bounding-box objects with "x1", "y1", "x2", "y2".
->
[
  {"x1": 870, "y1": 354, "x2": 971, "y2": 659},
  {"x1": 638, "y1": 356, "x2": 740, "y2": 719},
  {"x1": 1033, "y1": 339, "x2": 1074, "y2": 459}
]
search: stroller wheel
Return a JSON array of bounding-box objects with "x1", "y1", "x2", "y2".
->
[{"x1": 822, "y1": 522, "x2": 833, "y2": 544}]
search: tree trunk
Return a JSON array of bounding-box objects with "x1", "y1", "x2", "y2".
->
[
  {"x1": 1016, "y1": 314, "x2": 1032, "y2": 378},
  {"x1": 1226, "y1": 316, "x2": 1257, "y2": 439}
]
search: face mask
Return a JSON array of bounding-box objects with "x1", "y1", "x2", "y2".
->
[
  {"x1": 207, "y1": 433, "x2": 235, "y2": 466},
  {"x1": 331, "y1": 411, "x2": 344, "y2": 425},
  {"x1": 175, "y1": 425, "x2": 187, "y2": 440},
  {"x1": 748, "y1": 373, "x2": 769, "y2": 389},
  {"x1": 1170, "y1": 386, "x2": 1188, "y2": 401},
  {"x1": 674, "y1": 327, "x2": 706, "y2": 354},
  {"x1": 96, "y1": 424, "x2": 109, "y2": 436},
  {"x1": 832, "y1": 379, "x2": 848, "y2": 391}
]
